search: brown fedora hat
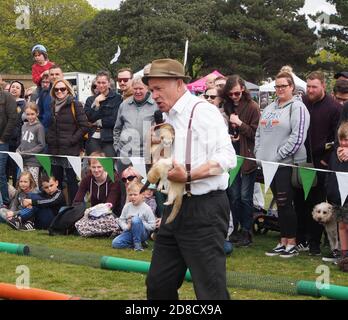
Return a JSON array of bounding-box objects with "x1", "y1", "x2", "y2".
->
[{"x1": 142, "y1": 58, "x2": 191, "y2": 85}]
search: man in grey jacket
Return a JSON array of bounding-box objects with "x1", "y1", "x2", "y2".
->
[
  {"x1": 0, "y1": 89, "x2": 18, "y2": 206},
  {"x1": 113, "y1": 75, "x2": 158, "y2": 172}
]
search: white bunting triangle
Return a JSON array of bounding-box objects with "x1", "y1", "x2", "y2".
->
[
  {"x1": 336, "y1": 172, "x2": 348, "y2": 206},
  {"x1": 130, "y1": 157, "x2": 147, "y2": 179},
  {"x1": 261, "y1": 161, "x2": 279, "y2": 194},
  {"x1": 8, "y1": 152, "x2": 23, "y2": 172},
  {"x1": 67, "y1": 156, "x2": 82, "y2": 181}
]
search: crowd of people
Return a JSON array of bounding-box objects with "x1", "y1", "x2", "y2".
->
[{"x1": 1, "y1": 44, "x2": 348, "y2": 299}]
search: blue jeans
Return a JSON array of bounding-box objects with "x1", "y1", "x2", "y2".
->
[
  {"x1": 0, "y1": 143, "x2": 9, "y2": 205},
  {"x1": 227, "y1": 171, "x2": 256, "y2": 232},
  {"x1": 23, "y1": 193, "x2": 55, "y2": 229},
  {"x1": 112, "y1": 217, "x2": 149, "y2": 248}
]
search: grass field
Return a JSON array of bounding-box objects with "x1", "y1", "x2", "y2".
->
[{"x1": 1, "y1": 222, "x2": 348, "y2": 300}]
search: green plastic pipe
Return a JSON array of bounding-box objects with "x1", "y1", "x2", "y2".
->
[
  {"x1": 100, "y1": 256, "x2": 192, "y2": 281},
  {"x1": 0, "y1": 242, "x2": 30, "y2": 256},
  {"x1": 297, "y1": 280, "x2": 348, "y2": 300}
]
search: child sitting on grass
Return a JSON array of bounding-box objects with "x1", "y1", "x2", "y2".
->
[
  {"x1": 8, "y1": 175, "x2": 65, "y2": 230},
  {"x1": 0, "y1": 171, "x2": 37, "y2": 224},
  {"x1": 112, "y1": 181, "x2": 156, "y2": 251}
]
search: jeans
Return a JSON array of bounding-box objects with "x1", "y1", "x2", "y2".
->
[
  {"x1": 86, "y1": 138, "x2": 116, "y2": 157},
  {"x1": 112, "y1": 217, "x2": 149, "y2": 248},
  {"x1": 227, "y1": 171, "x2": 256, "y2": 232},
  {"x1": 0, "y1": 143, "x2": 9, "y2": 205},
  {"x1": 271, "y1": 167, "x2": 297, "y2": 238},
  {"x1": 23, "y1": 193, "x2": 55, "y2": 229}
]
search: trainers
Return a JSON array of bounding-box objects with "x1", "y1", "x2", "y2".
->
[
  {"x1": 229, "y1": 230, "x2": 242, "y2": 244},
  {"x1": 296, "y1": 241, "x2": 309, "y2": 252},
  {"x1": 265, "y1": 243, "x2": 286, "y2": 256},
  {"x1": 234, "y1": 230, "x2": 252, "y2": 247},
  {"x1": 19, "y1": 220, "x2": 35, "y2": 232},
  {"x1": 7, "y1": 217, "x2": 21, "y2": 230},
  {"x1": 142, "y1": 241, "x2": 149, "y2": 248},
  {"x1": 279, "y1": 245, "x2": 299, "y2": 258},
  {"x1": 134, "y1": 243, "x2": 144, "y2": 251},
  {"x1": 322, "y1": 249, "x2": 340, "y2": 263},
  {"x1": 309, "y1": 245, "x2": 321, "y2": 256}
]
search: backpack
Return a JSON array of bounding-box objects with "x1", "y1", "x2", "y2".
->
[{"x1": 48, "y1": 203, "x2": 85, "y2": 236}]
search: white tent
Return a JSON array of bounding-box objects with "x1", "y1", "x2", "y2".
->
[{"x1": 259, "y1": 73, "x2": 307, "y2": 93}]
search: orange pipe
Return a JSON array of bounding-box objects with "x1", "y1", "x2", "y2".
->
[{"x1": 0, "y1": 283, "x2": 80, "y2": 300}]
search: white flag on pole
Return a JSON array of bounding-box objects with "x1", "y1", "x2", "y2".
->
[
  {"x1": 183, "y1": 40, "x2": 189, "y2": 67},
  {"x1": 110, "y1": 46, "x2": 121, "y2": 64}
]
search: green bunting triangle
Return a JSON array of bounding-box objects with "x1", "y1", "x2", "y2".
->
[
  {"x1": 98, "y1": 158, "x2": 114, "y2": 182},
  {"x1": 299, "y1": 167, "x2": 317, "y2": 200},
  {"x1": 35, "y1": 155, "x2": 51, "y2": 177},
  {"x1": 229, "y1": 156, "x2": 244, "y2": 187}
]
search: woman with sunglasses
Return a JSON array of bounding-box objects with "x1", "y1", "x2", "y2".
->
[
  {"x1": 46, "y1": 79, "x2": 89, "y2": 205},
  {"x1": 255, "y1": 71, "x2": 310, "y2": 258},
  {"x1": 221, "y1": 75, "x2": 260, "y2": 247}
]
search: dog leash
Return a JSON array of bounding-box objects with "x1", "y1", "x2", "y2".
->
[{"x1": 185, "y1": 101, "x2": 204, "y2": 196}]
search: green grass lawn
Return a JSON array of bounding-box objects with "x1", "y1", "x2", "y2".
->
[{"x1": 1, "y1": 223, "x2": 348, "y2": 300}]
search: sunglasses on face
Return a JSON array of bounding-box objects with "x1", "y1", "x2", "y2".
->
[
  {"x1": 203, "y1": 94, "x2": 217, "y2": 100},
  {"x1": 54, "y1": 87, "x2": 67, "y2": 93},
  {"x1": 117, "y1": 78, "x2": 130, "y2": 83},
  {"x1": 228, "y1": 91, "x2": 242, "y2": 97},
  {"x1": 121, "y1": 175, "x2": 137, "y2": 183}
]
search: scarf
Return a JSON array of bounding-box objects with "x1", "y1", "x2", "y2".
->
[{"x1": 54, "y1": 96, "x2": 69, "y2": 114}]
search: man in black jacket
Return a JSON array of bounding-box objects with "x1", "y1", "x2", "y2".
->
[
  {"x1": 0, "y1": 89, "x2": 17, "y2": 207},
  {"x1": 294, "y1": 71, "x2": 341, "y2": 255}
]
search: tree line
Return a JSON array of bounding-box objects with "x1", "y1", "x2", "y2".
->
[{"x1": 0, "y1": 0, "x2": 346, "y2": 83}]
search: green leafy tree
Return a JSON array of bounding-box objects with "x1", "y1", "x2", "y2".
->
[
  {"x1": 0, "y1": 0, "x2": 96, "y2": 74},
  {"x1": 309, "y1": 0, "x2": 348, "y2": 72}
]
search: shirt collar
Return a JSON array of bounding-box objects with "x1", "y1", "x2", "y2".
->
[
  {"x1": 170, "y1": 90, "x2": 192, "y2": 115},
  {"x1": 129, "y1": 92, "x2": 155, "y2": 106}
]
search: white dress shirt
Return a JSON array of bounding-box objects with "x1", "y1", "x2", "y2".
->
[{"x1": 166, "y1": 90, "x2": 236, "y2": 195}]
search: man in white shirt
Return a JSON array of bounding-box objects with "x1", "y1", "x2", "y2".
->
[{"x1": 143, "y1": 59, "x2": 236, "y2": 300}]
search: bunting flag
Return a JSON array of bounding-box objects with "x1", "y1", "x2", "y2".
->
[
  {"x1": 98, "y1": 158, "x2": 114, "y2": 182},
  {"x1": 336, "y1": 172, "x2": 348, "y2": 206},
  {"x1": 8, "y1": 152, "x2": 23, "y2": 172},
  {"x1": 35, "y1": 155, "x2": 51, "y2": 176},
  {"x1": 228, "y1": 156, "x2": 244, "y2": 187},
  {"x1": 67, "y1": 156, "x2": 82, "y2": 181},
  {"x1": 261, "y1": 161, "x2": 279, "y2": 194},
  {"x1": 130, "y1": 157, "x2": 147, "y2": 179},
  {"x1": 299, "y1": 167, "x2": 317, "y2": 200}
]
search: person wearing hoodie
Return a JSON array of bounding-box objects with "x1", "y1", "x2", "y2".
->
[
  {"x1": 85, "y1": 70, "x2": 122, "y2": 157},
  {"x1": 16, "y1": 103, "x2": 45, "y2": 186},
  {"x1": 46, "y1": 79, "x2": 89, "y2": 205},
  {"x1": 255, "y1": 71, "x2": 310, "y2": 258}
]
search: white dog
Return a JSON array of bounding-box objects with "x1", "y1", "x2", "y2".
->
[{"x1": 312, "y1": 202, "x2": 339, "y2": 251}]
